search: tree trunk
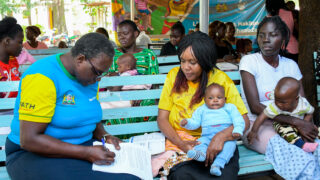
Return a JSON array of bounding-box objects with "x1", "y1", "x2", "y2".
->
[
  {"x1": 299, "y1": 0, "x2": 320, "y2": 125},
  {"x1": 26, "y1": 0, "x2": 32, "y2": 25},
  {"x1": 52, "y1": 0, "x2": 67, "y2": 34}
]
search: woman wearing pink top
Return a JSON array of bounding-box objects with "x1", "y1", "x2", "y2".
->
[
  {"x1": 266, "y1": 0, "x2": 299, "y2": 63},
  {"x1": 23, "y1": 26, "x2": 48, "y2": 50},
  {"x1": 16, "y1": 48, "x2": 36, "y2": 64}
]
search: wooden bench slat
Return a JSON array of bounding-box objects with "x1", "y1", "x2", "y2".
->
[
  {"x1": 239, "y1": 150, "x2": 261, "y2": 157},
  {"x1": 159, "y1": 65, "x2": 180, "y2": 74},
  {"x1": 0, "y1": 82, "x2": 19, "y2": 92},
  {"x1": 28, "y1": 48, "x2": 70, "y2": 55},
  {"x1": 157, "y1": 56, "x2": 179, "y2": 64},
  {"x1": 99, "y1": 89, "x2": 162, "y2": 102},
  {"x1": 104, "y1": 121, "x2": 159, "y2": 135},
  {"x1": 33, "y1": 55, "x2": 51, "y2": 60},
  {"x1": 102, "y1": 105, "x2": 158, "y2": 119},
  {"x1": 0, "y1": 166, "x2": 10, "y2": 180},
  {"x1": 99, "y1": 75, "x2": 167, "y2": 87},
  {"x1": 0, "y1": 151, "x2": 5, "y2": 162},
  {"x1": 240, "y1": 159, "x2": 272, "y2": 168},
  {"x1": 225, "y1": 71, "x2": 240, "y2": 80},
  {"x1": 239, "y1": 163, "x2": 274, "y2": 175},
  {"x1": 239, "y1": 154, "x2": 266, "y2": 163},
  {"x1": 0, "y1": 116, "x2": 13, "y2": 126},
  {"x1": 0, "y1": 99, "x2": 16, "y2": 110}
]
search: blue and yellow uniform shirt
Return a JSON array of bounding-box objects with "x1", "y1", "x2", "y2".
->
[{"x1": 8, "y1": 54, "x2": 102, "y2": 145}]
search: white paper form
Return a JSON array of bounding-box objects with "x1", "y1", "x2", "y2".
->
[{"x1": 92, "y1": 142, "x2": 153, "y2": 180}]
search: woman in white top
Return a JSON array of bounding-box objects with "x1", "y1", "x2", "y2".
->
[{"x1": 240, "y1": 16, "x2": 320, "y2": 179}]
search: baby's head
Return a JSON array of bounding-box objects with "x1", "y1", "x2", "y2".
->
[
  {"x1": 204, "y1": 83, "x2": 226, "y2": 109},
  {"x1": 274, "y1": 77, "x2": 300, "y2": 112},
  {"x1": 116, "y1": 53, "x2": 136, "y2": 73}
]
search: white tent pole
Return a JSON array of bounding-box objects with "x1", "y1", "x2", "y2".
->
[{"x1": 199, "y1": 0, "x2": 209, "y2": 34}]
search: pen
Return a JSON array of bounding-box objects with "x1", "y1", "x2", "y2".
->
[{"x1": 101, "y1": 138, "x2": 108, "y2": 151}]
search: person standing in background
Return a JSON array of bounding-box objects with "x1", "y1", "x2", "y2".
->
[{"x1": 266, "y1": 0, "x2": 299, "y2": 63}]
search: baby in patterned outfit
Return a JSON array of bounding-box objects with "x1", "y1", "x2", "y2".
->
[{"x1": 248, "y1": 77, "x2": 320, "y2": 152}]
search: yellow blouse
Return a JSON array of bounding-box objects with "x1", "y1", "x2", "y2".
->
[{"x1": 158, "y1": 67, "x2": 248, "y2": 137}]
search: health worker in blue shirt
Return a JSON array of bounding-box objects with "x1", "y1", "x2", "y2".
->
[{"x1": 5, "y1": 32, "x2": 139, "y2": 180}]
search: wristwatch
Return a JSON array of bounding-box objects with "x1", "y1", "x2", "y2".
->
[{"x1": 102, "y1": 133, "x2": 111, "y2": 141}]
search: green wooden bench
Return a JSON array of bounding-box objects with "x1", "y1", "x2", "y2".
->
[
  {"x1": 0, "y1": 66, "x2": 274, "y2": 179},
  {"x1": 28, "y1": 48, "x2": 71, "y2": 61},
  {"x1": 20, "y1": 55, "x2": 239, "y2": 76},
  {"x1": 28, "y1": 48, "x2": 159, "y2": 61}
]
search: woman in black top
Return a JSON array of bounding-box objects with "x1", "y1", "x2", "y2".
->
[{"x1": 214, "y1": 23, "x2": 237, "y2": 61}]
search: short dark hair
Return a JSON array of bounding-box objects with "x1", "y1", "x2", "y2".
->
[
  {"x1": 26, "y1": 26, "x2": 41, "y2": 38},
  {"x1": 266, "y1": 0, "x2": 286, "y2": 16},
  {"x1": 171, "y1": 21, "x2": 185, "y2": 35},
  {"x1": 71, "y1": 33, "x2": 115, "y2": 60},
  {"x1": 0, "y1": 17, "x2": 23, "y2": 41},
  {"x1": 173, "y1": 31, "x2": 217, "y2": 108},
  {"x1": 257, "y1": 16, "x2": 290, "y2": 56},
  {"x1": 95, "y1": 27, "x2": 109, "y2": 39},
  {"x1": 206, "y1": 83, "x2": 225, "y2": 97},
  {"x1": 119, "y1": 20, "x2": 139, "y2": 33}
]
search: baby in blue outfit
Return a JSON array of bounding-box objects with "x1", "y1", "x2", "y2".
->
[{"x1": 180, "y1": 83, "x2": 245, "y2": 176}]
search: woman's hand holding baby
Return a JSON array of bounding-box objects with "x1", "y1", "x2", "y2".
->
[
  {"x1": 178, "y1": 140, "x2": 198, "y2": 153},
  {"x1": 247, "y1": 130, "x2": 258, "y2": 144},
  {"x1": 294, "y1": 120, "x2": 319, "y2": 142},
  {"x1": 180, "y1": 119, "x2": 188, "y2": 127}
]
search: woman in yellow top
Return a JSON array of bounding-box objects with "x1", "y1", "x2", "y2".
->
[{"x1": 157, "y1": 31, "x2": 249, "y2": 179}]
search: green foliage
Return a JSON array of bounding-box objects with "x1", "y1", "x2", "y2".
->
[
  {"x1": 0, "y1": 0, "x2": 17, "y2": 16},
  {"x1": 85, "y1": 22, "x2": 97, "y2": 32},
  {"x1": 0, "y1": 0, "x2": 33, "y2": 18},
  {"x1": 83, "y1": 5, "x2": 107, "y2": 17}
]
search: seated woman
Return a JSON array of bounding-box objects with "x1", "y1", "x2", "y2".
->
[
  {"x1": 5, "y1": 33, "x2": 139, "y2": 180},
  {"x1": 0, "y1": 17, "x2": 23, "y2": 98},
  {"x1": 160, "y1": 21, "x2": 185, "y2": 56},
  {"x1": 106, "y1": 19, "x2": 159, "y2": 125},
  {"x1": 208, "y1": 20, "x2": 222, "y2": 40},
  {"x1": 23, "y1": 26, "x2": 48, "y2": 50},
  {"x1": 266, "y1": 0, "x2": 299, "y2": 62},
  {"x1": 225, "y1": 22, "x2": 238, "y2": 45},
  {"x1": 240, "y1": 16, "x2": 320, "y2": 179},
  {"x1": 156, "y1": 31, "x2": 249, "y2": 179},
  {"x1": 213, "y1": 23, "x2": 237, "y2": 62}
]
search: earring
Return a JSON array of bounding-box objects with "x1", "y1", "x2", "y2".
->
[{"x1": 281, "y1": 41, "x2": 285, "y2": 50}]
